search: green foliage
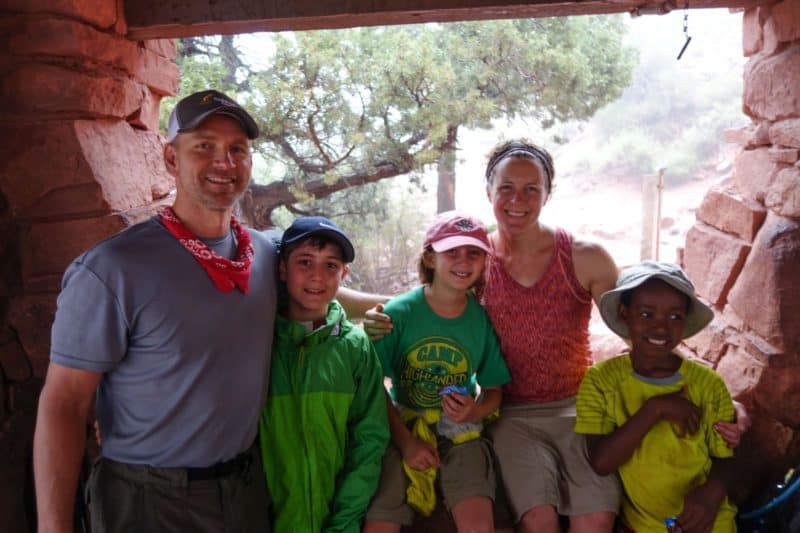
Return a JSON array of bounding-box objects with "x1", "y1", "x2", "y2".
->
[
  {"x1": 569, "y1": 14, "x2": 746, "y2": 185},
  {"x1": 174, "y1": 18, "x2": 634, "y2": 216},
  {"x1": 159, "y1": 38, "x2": 237, "y2": 134}
]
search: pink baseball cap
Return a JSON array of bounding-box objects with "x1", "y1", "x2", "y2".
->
[{"x1": 424, "y1": 211, "x2": 492, "y2": 254}]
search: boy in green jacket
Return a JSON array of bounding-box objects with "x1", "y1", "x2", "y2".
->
[{"x1": 259, "y1": 217, "x2": 390, "y2": 532}]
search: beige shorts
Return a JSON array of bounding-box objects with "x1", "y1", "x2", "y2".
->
[
  {"x1": 488, "y1": 397, "x2": 621, "y2": 525},
  {"x1": 365, "y1": 438, "x2": 496, "y2": 526}
]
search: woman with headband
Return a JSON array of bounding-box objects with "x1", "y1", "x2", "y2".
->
[{"x1": 478, "y1": 139, "x2": 621, "y2": 532}]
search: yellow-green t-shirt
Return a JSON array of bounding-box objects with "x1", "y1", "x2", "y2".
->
[{"x1": 575, "y1": 354, "x2": 737, "y2": 533}]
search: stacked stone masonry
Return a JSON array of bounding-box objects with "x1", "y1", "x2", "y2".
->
[
  {"x1": 0, "y1": 1, "x2": 178, "y2": 530},
  {"x1": 683, "y1": 0, "x2": 800, "y2": 494}
]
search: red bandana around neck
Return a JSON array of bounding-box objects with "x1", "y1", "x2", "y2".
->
[{"x1": 159, "y1": 206, "x2": 254, "y2": 294}]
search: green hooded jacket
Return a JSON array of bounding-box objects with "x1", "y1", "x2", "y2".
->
[{"x1": 259, "y1": 301, "x2": 389, "y2": 532}]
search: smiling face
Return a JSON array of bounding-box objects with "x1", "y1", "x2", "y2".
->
[
  {"x1": 426, "y1": 245, "x2": 487, "y2": 292},
  {"x1": 166, "y1": 114, "x2": 253, "y2": 216},
  {"x1": 486, "y1": 156, "x2": 549, "y2": 236},
  {"x1": 280, "y1": 238, "x2": 349, "y2": 323},
  {"x1": 621, "y1": 279, "x2": 690, "y2": 375}
]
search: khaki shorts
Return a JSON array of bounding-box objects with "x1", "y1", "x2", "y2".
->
[
  {"x1": 366, "y1": 438, "x2": 496, "y2": 526},
  {"x1": 488, "y1": 398, "x2": 621, "y2": 525}
]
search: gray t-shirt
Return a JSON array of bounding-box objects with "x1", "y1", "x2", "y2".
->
[{"x1": 50, "y1": 217, "x2": 278, "y2": 467}]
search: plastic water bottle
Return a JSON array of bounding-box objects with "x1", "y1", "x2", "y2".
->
[{"x1": 665, "y1": 517, "x2": 684, "y2": 532}]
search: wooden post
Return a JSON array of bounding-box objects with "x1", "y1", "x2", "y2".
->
[{"x1": 640, "y1": 168, "x2": 665, "y2": 261}]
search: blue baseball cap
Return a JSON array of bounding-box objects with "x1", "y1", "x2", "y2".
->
[{"x1": 280, "y1": 216, "x2": 355, "y2": 262}]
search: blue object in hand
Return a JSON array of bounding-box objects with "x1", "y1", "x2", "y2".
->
[
  {"x1": 664, "y1": 517, "x2": 683, "y2": 532},
  {"x1": 439, "y1": 385, "x2": 468, "y2": 396}
]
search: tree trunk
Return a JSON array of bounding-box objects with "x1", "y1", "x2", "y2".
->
[{"x1": 436, "y1": 125, "x2": 459, "y2": 214}]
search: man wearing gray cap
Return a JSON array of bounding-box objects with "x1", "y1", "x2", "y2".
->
[{"x1": 34, "y1": 90, "x2": 275, "y2": 532}]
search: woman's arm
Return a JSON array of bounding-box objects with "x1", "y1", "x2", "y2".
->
[
  {"x1": 713, "y1": 400, "x2": 751, "y2": 449},
  {"x1": 571, "y1": 237, "x2": 619, "y2": 305}
]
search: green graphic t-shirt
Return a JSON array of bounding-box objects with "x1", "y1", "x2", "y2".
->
[{"x1": 374, "y1": 286, "x2": 511, "y2": 409}]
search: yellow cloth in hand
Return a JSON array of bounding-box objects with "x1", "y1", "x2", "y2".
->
[
  {"x1": 398, "y1": 408, "x2": 483, "y2": 516},
  {"x1": 402, "y1": 412, "x2": 439, "y2": 517}
]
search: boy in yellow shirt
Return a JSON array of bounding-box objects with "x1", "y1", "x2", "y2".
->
[{"x1": 576, "y1": 261, "x2": 737, "y2": 533}]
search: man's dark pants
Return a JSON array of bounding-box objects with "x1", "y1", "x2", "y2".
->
[{"x1": 85, "y1": 446, "x2": 270, "y2": 532}]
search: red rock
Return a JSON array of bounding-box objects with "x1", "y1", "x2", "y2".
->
[
  {"x1": 143, "y1": 38, "x2": 178, "y2": 60},
  {"x1": 0, "y1": 337, "x2": 34, "y2": 382},
  {"x1": 8, "y1": 18, "x2": 131, "y2": 63},
  {"x1": 772, "y1": 0, "x2": 800, "y2": 44},
  {"x1": 120, "y1": 195, "x2": 175, "y2": 226},
  {"x1": 6, "y1": 295, "x2": 57, "y2": 378},
  {"x1": 736, "y1": 413, "x2": 795, "y2": 487},
  {"x1": 716, "y1": 342, "x2": 766, "y2": 398},
  {"x1": 742, "y1": 7, "x2": 765, "y2": 56},
  {"x1": 727, "y1": 213, "x2": 800, "y2": 351},
  {"x1": 20, "y1": 215, "x2": 127, "y2": 286},
  {"x1": 770, "y1": 118, "x2": 800, "y2": 147},
  {"x1": 0, "y1": 121, "x2": 112, "y2": 218},
  {"x1": 723, "y1": 122, "x2": 771, "y2": 147},
  {"x1": 1, "y1": 0, "x2": 118, "y2": 29},
  {"x1": 769, "y1": 147, "x2": 799, "y2": 163},
  {"x1": 129, "y1": 46, "x2": 180, "y2": 96},
  {"x1": 134, "y1": 128, "x2": 175, "y2": 200},
  {"x1": 683, "y1": 223, "x2": 751, "y2": 306},
  {"x1": 589, "y1": 331, "x2": 629, "y2": 363},
  {"x1": 682, "y1": 319, "x2": 730, "y2": 365},
  {"x1": 733, "y1": 147, "x2": 784, "y2": 202},
  {"x1": 721, "y1": 304, "x2": 746, "y2": 331},
  {"x1": 762, "y1": 13, "x2": 781, "y2": 56},
  {"x1": 765, "y1": 167, "x2": 800, "y2": 218},
  {"x1": 7, "y1": 19, "x2": 179, "y2": 96},
  {"x1": 696, "y1": 182, "x2": 767, "y2": 241},
  {"x1": 0, "y1": 120, "x2": 172, "y2": 219},
  {"x1": 1, "y1": 63, "x2": 142, "y2": 118},
  {"x1": 743, "y1": 45, "x2": 800, "y2": 121},
  {"x1": 128, "y1": 88, "x2": 162, "y2": 132},
  {"x1": 754, "y1": 364, "x2": 800, "y2": 427},
  {"x1": 74, "y1": 119, "x2": 174, "y2": 210}
]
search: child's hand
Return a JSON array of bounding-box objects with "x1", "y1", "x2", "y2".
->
[
  {"x1": 714, "y1": 400, "x2": 750, "y2": 449},
  {"x1": 364, "y1": 304, "x2": 392, "y2": 341},
  {"x1": 401, "y1": 436, "x2": 440, "y2": 471},
  {"x1": 647, "y1": 386, "x2": 701, "y2": 437},
  {"x1": 441, "y1": 392, "x2": 479, "y2": 423},
  {"x1": 677, "y1": 479, "x2": 726, "y2": 533}
]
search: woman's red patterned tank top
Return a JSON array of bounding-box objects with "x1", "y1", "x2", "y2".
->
[{"x1": 479, "y1": 229, "x2": 592, "y2": 403}]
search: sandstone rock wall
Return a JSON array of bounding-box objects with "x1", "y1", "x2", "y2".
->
[
  {"x1": 683, "y1": 0, "x2": 800, "y2": 496},
  {"x1": 0, "y1": 2, "x2": 178, "y2": 529}
]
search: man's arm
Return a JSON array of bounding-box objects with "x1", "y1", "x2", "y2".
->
[
  {"x1": 34, "y1": 363, "x2": 102, "y2": 533},
  {"x1": 336, "y1": 286, "x2": 391, "y2": 320}
]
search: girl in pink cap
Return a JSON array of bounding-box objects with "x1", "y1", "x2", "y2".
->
[{"x1": 364, "y1": 211, "x2": 511, "y2": 533}]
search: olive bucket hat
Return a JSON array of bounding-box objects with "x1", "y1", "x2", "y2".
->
[{"x1": 599, "y1": 260, "x2": 714, "y2": 340}]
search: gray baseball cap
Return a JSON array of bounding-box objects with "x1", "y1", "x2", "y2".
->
[
  {"x1": 166, "y1": 90, "x2": 259, "y2": 142},
  {"x1": 599, "y1": 260, "x2": 714, "y2": 339}
]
